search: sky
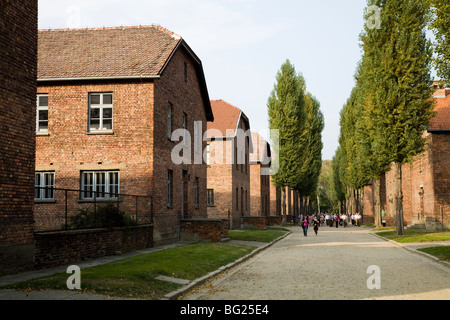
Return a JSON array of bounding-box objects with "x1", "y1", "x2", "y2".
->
[{"x1": 38, "y1": 0, "x2": 369, "y2": 161}]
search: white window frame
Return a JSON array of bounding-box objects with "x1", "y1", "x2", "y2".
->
[
  {"x1": 35, "y1": 172, "x2": 55, "y2": 201},
  {"x1": 88, "y1": 93, "x2": 113, "y2": 133},
  {"x1": 36, "y1": 94, "x2": 49, "y2": 134},
  {"x1": 81, "y1": 171, "x2": 120, "y2": 200}
]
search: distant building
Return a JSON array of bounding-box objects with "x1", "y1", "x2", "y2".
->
[
  {"x1": 35, "y1": 25, "x2": 214, "y2": 245},
  {"x1": 249, "y1": 132, "x2": 271, "y2": 217},
  {"x1": 206, "y1": 100, "x2": 251, "y2": 228},
  {"x1": 0, "y1": 0, "x2": 38, "y2": 276}
]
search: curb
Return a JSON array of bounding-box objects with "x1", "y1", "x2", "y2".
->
[
  {"x1": 369, "y1": 232, "x2": 450, "y2": 268},
  {"x1": 163, "y1": 231, "x2": 293, "y2": 300}
]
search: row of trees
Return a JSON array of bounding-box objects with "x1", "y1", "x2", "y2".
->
[
  {"x1": 267, "y1": 60, "x2": 325, "y2": 225},
  {"x1": 333, "y1": 0, "x2": 449, "y2": 235}
]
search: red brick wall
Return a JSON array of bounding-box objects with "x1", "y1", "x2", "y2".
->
[
  {"x1": 34, "y1": 225, "x2": 153, "y2": 270},
  {"x1": 383, "y1": 131, "x2": 449, "y2": 230},
  {"x1": 180, "y1": 219, "x2": 228, "y2": 242},
  {"x1": 35, "y1": 81, "x2": 155, "y2": 229},
  {"x1": 153, "y1": 47, "x2": 209, "y2": 244},
  {"x1": 207, "y1": 118, "x2": 250, "y2": 229},
  {"x1": 269, "y1": 178, "x2": 281, "y2": 216},
  {"x1": 0, "y1": 0, "x2": 38, "y2": 275},
  {"x1": 431, "y1": 133, "x2": 450, "y2": 229}
]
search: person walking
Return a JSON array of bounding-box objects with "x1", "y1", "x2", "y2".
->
[
  {"x1": 335, "y1": 214, "x2": 339, "y2": 228},
  {"x1": 302, "y1": 216, "x2": 308, "y2": 237},
  {"x1": 313, "y1": 217, "x2": 320, "y2": 236}
]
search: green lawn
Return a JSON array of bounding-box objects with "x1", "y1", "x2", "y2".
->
[
  {"x1": 418, "y1": 246, "x2": 450, "y2": 262},
  {"x1": 228, "y1": 229, "x2": 287, "y2": 243},
  {"x1": 2, "y1": 243, "x2": 256, "y2": 300},
  {"x1": 2, "y1": 229, "x2": 287, "y2": 300},
  {"x1": 375, "y1": 229, "x2": 450, "y2": 243}
]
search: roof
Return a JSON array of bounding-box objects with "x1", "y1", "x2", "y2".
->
[
  {"x1": 429, "y1": 89, "x2": 450, "y2": 132},
  {"x1": 207, "y1": 100, "x2": 246, "y2": 138},
  {"x1": 38, "y1": 25, "x2": 181, "y2": 80},
  {"x1": 38, "y1": 25, "x2": 213, "y2": 121},
  {"x1": 250, "y1": 132, "x2": 271, "y2": 164}
]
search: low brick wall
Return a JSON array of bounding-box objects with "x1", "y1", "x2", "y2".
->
[
  {"x1": 241, "y1": 216, "x2": 283, "y2": 230},
  {"x1": 180, "y1": 219, "x2": 229, "y2": 243},
  {"x1": 34, "y1": 224, "x2": 153, "y2": 270}
]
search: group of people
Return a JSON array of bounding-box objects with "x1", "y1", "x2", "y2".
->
[{"x1": 298, "y1": 212, "x2": 363, "y2": 237}]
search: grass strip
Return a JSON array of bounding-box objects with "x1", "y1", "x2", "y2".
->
[
  {"x1": 375, "y1": 230, "x2": 450, "y2": 243},
  {"x1": 2, "y1": 243, "x2": 256, "y2": 300},
  {"x1": 418, "y1": 246, "x2": 450, "y2": 262},
  {"x1": 228, "y1": 229, "x2": 287, "y2": 243}
]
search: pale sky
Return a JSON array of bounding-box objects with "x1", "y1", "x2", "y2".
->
[{"x1": 38, "y1": 0, "x2": 368, "y2": 161}]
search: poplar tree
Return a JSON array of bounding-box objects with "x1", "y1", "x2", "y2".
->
[
  {"x1": 430, "y1": 0, "x2": 450, "y2": 84},
  {"x1": 298, "y1": 93, "x2": 324, "y2": 199},
  {"x1": 268, "y1": 60, "x2": 307, "y2": 225},
  {"x1": 361, "y1": 0, "x2": 435, "y2": 235}
]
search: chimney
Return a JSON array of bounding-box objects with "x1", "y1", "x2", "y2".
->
[{"x1": 432, "y1": 80, "x2": 447, "y2": 98}]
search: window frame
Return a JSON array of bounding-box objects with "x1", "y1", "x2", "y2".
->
[
  {"x1": 80, "y1": 170, "x2": 120, "y2": 201},
  {"x1": 194, "y1": 177, "x2": 199, "y2": 208},
  {"x1": 36, "y1": 94, "x2": 49, "y2": 135},
  {"x1": 168, "y1": 102, "x2": 173, "y2": 140},
  {"x1": 167, "y1": 170, "x2": 174, "y2": 207},
  {"x1": 207, "y1": 189, "x2": 215, "y2": 206},
  {"x1": 88, "y1": 93, "x2": 113, "y2": 133},
  {"x1": 34, "y1": 172, "x2": 55, "y2": 201}
]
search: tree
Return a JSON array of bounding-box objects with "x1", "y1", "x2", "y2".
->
[
  {"x1": 332, "y1": 147, "x2": 346, "y2": 214},
  {"x1": 361, "y1": 0, "x2": 435, "y2": 235},
  {"x1": 267, "y1": 60, "x2": 307, "y2": 225},
  {"x1": 430, "y1": 0, "x2": 450, "y2": 84}
]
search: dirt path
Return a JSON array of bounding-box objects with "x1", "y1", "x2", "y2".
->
[{"x1": 181, "y1": 226, "x2": 450, "y2": 300}]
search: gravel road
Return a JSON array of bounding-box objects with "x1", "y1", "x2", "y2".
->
[{"x1": 181, "y1": 226, "x2": 450, "y2": 300}]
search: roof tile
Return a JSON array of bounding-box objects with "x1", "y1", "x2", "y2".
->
[{"x1": 38, "y1": 25, "x2": 181, "y2": 79}]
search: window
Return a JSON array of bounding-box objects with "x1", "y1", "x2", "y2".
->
[
  {"x1": 89, "y1": 93, "x2": 113, "y2": 132},
  {"x1": 168, "y1": 103, "x2": 173, "y2": 140},
  {"x1": 167, "y1": 170, "x2": 173, "y2": 207},
  {"x1": 36, "y1": 94, "x2": 49, "y2": 134},
  {"x1": 236, "y1": 187, "x2": 239, "y2": 211},
  {"x1": 183, "y1": 113, "x2": 187, "y2": 146},
  {"x1": 35, "y1": 172, "x2": 55, "y2": 200},
  {"x1": 81, "y1": 171, "x2": 119, "y2": 200},
  {"x1": 207, "y1": 189, "x2": 214, "y2": 206},
  {"x1": 194, "y1": 177, "x2": 199, "y2": 208}
]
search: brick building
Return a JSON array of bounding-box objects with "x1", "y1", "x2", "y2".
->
[
  {"x1": 249, "y1": 132, "x2": 271, "y2": 217},
  {"x1": 36, "y1": 25, "x2": 214, "y2": 245},
  {"x1": 206, "y1": 100, "x2": 251, "y2": 228},
  {"x1": 0, "y1": 0, "x2": 38, "y2": 276},
  {"x1": 364, "y1": 85, "x2": 450, "y2": 230}
]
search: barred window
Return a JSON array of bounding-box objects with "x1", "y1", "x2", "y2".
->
[
  {"x1": 81, "y1": 171, "x2": 119, "y2": 200},
  {"x1": 35, "y1": 172, "x2": 55, "y2": 200}
]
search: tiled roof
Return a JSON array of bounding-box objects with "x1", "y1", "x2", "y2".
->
[
  {"x1": 429, "y1": 89, "x2": 450, "y2": 131},
  {"x1": 207, "y1": 100, "x2": 242, "y2": 137},
  {"x1": 38, "y1": 25, "x2": 181, "y2": 80}
]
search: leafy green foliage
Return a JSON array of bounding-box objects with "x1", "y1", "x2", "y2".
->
[
  {"x1": 430, "y1": 0, "x2": 450, "y2": 84},
  {"x1": 70, "y1": 202, "x2": 137, "y2": 229}
]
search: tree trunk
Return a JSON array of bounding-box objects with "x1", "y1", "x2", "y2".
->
[
  {"x1": 374, "y1": 178, "x2": 382, "y2": 228},
  {"x1": 281, "y1": 187, "x2": 287, "y2": 226},
  {"x1": 394, "y1": 162, "x2": 405, "y2": 236}
]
